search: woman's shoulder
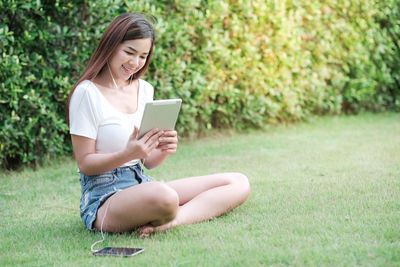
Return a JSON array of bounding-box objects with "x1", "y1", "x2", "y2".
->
[
  {"x1": 139, "y1": 79, "x2": 154, "y2": 100},
  {"x1": 139, "y1": 79, "x2": 153, "y2": 90},
  {"x1": 73, "y1": 80, "x2": 99, "y2": 97},
  {"x1": 75, "y1": 80, "x2": 96, "y2": 92},
  {"x1": 70, "y1": 80, "x2": 102, "y2": 107}
]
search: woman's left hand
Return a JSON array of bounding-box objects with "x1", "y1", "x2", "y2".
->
[{"x1": 157, "y1": 130, "x2": 178, "y2": 154}]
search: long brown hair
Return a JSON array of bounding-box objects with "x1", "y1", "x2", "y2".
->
[{"x1": 66, "y1": 13, "x2": 155, "y2": 126}]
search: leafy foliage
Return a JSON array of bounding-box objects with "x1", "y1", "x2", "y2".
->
[{"x1": 1, "y1": 0, "x2": 399, "y2": 168}]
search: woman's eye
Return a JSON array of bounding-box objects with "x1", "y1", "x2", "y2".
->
[
  {"x1": 140, "y1": 56, "x2": 147, "y2": 60},
  {"x1": 125, "y1": 51, "x2": 133, "y2": 55}
]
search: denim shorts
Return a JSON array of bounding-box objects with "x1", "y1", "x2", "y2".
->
[{"x1": 79, "y1": 164, "x2": 151, "y2": 230}]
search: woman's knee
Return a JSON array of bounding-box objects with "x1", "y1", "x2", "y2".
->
[
  {"x1": 228, "y1": 172, "x2": 251, "y2": 199},
  {"x1": 145, "y1": 182, "x2": 179, "y2": 219}
]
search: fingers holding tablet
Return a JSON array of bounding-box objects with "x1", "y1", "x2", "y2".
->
[
  {"x1": 157, "y1": 130, "x2": 178, "y2": 154},
  {"x1": 125, "y1": 127, "x2": 164, "y2": 159}
]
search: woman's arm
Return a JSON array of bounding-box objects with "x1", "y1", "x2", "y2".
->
[
  {"x1": 72, "y1": 127, "x2": 163, "y2": 176},
  {"x1": 143, "y1": 130, "x2": 178, "y2": 169}
]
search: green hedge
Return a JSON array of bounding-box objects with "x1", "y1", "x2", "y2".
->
[{"x1": 1, "y1": 0, "x2": 399, "y2": 169}]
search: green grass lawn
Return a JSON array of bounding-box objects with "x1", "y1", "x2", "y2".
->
[{"x1": 1, "y1": 113, "x2": 399, "y2": 266}]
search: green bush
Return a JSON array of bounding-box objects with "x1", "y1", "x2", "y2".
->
[{"x1": 1, "y1": 0, "x2": 399, "y2": 169}]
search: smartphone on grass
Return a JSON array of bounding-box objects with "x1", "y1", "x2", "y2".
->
[{"x1": 93, "y1": 247, "x2": 144, "y2": 257}]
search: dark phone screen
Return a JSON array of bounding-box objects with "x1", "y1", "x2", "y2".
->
[{"x1": 93, "y1": 247, "x2": 144, "y2": 257}]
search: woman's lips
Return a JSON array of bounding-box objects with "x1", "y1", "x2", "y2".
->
[{"x1": 122, "y1": 65, "x2": 135, "y2": 75}]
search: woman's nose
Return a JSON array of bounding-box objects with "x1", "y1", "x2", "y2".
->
[{"x1": 129, "y1": 56, "x2": 139, "y2": 66}]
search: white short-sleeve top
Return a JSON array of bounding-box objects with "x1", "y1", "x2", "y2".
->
[{"x1": 69, "y1": 79, "x2": 154, "y2": 167}]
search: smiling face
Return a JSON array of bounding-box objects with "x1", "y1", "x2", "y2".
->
[{"x1": 108, "y1": 38, "x2": 152, "y2": 82}]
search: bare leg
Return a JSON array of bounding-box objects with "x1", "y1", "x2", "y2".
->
[
  {"x1": 93, "y1": 181, "x2": 179, "y2": 233},
  {"x1": 139, "y1": 172, "x2": 250, "y2": 237}
]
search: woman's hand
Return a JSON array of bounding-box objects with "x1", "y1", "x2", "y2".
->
[
  {"x1": 140, "y1": 130, "x2": 178, "y2": 169},
  {"x1": 124, "y1": 127, "x2": 164, "y2": 160},
  {"x1": 157, "y1": 130, "x2": 178, "y2": 155}
]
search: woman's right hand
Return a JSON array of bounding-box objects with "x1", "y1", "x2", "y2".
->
[{"x1": 123, "y1": 126, "x2": 164, "y2": 160}]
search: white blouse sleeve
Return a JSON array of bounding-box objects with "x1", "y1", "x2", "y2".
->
[{"x1": 69, "y1": 82, "x2": 99, "y2": 139}]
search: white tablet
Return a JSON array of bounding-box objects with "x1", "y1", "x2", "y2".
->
[{"x1": 138, "y1": 99, "x2": 182, "y2": 139}]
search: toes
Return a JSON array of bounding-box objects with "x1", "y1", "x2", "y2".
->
[{"x1": 138, "y1": 225, "x2": 155, "y2": 238}]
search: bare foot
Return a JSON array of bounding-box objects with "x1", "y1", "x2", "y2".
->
[{"x1": 137, "y1": 219, "x2": 177, "y2": 238}]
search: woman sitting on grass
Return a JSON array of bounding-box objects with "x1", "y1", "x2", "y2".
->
[{"x1": 66, "y1": 12, "x2": 250, "y2": 237}]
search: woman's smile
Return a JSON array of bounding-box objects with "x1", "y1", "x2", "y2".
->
[{"x1": 122, "y1": 64, "x2": 136, "y2": 75}]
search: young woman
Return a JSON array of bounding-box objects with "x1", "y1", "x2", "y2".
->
[{"x1": 67, "y1": 13, "x2": 250, "y2": 237}]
